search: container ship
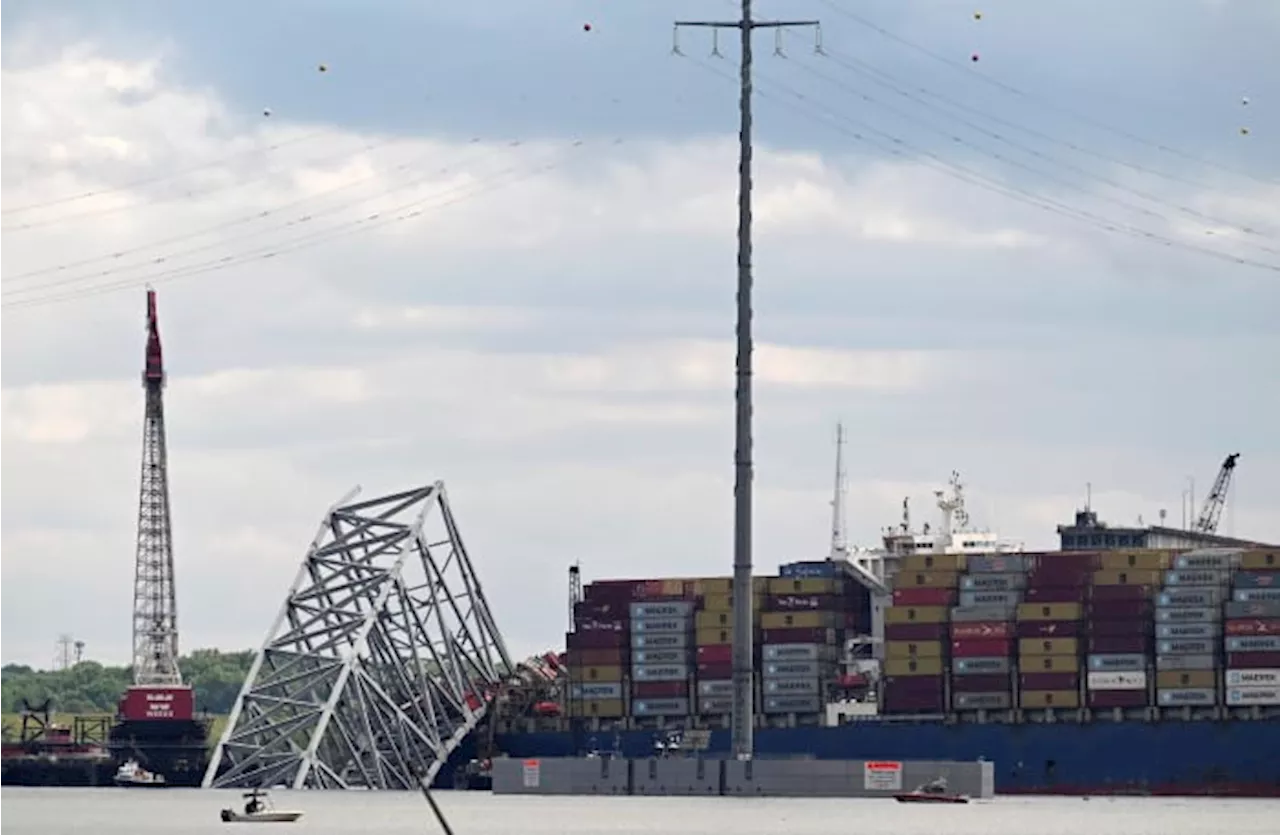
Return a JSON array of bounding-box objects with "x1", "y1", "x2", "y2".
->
[{"x1": 490, "y1": 457, "x2": 1280, "y2": 796}]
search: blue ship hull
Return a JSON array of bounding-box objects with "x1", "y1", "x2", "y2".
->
[{"x1": 494, "y1": 720, "x2": 1280, "y2": 796}]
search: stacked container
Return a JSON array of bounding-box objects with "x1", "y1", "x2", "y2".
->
[
  {"x1": 882, "y1": 554, "x2": 962, "y2": 714},
  {"x1": 693, "y1": 577, "x2": 744, "y2": 717},
  {"x1": 1017, "y1": 552, "x2": 1093, "y2": 710},
  {"x1": 949, "y1": 554, "x2": 1027, "y2": 712},
  {"x1": 1086, "y1": 551, "x2": 1164, "y2": 709},
  {"x1": 629, "y1": 596, "x2": 695, "y2": 721},
  {"x1": 566, "y1": 582, "x2": 635, "y2": 719},
  {"x1": 761, "y1": 575, "x2": 843, "y2": 716},
  {"x1": 1224, "y1": 549, "x2": 1280, "y2": 710},
  {"x1": 1155, "y1": 551, "x2": 1232, "y2": 710}
]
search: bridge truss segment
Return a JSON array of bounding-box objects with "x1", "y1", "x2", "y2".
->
[{"x1": 203, "y1": 482, "x2": 513, "y2": 790}]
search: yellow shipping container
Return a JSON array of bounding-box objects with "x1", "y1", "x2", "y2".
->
[
  {"x1": 568, "y1": 698, "x2": 625, "y2": 718},
  {"x1": 1098, "y1": 551, "x2": 1173, "y2": 571},
  {"x1": 697, "y1": 627, "x2": 734, "y2": 646},
  {"x1": 753, "y1": 577, "x2": 772, "y2": 593},
  {"x1": 894, "y1": 571, "x2": 960, "y2": 589},
  {"x1": 760, "y1": 611, "x2": 839, "y2": 630},
  {"x1": 901, "y1": 553, "x2": 967, "y2": 573},
  {"x1": 1017, "y1": 653, "x2": 1078, "y2": 673},
  {"x1": 1241, "y1": 550, "x2": 1280, "y2": 570},
  {"x1": 570, "y1": 665, "x2": 623, "y2": 683},
  {"x1": 1092, "y1": 569, "x2": 1162, "y2": 587},
  {"x1": 1019, "y1": 638, "x2": 1079, "y2": 657},
  {"x1": 884, "y1": 656, "x2": 943, "y2": 677},
  {"x1": 697, "y1": 610, "x2": 758, "y2": 630},
  {"x1": 1017, "y1": 602, "x2": 1083, "y2": 622},
  {"x1": 884, "y1": 605, "x2": 948, "y2": 625},
  {"x1": 1020, "y1": 690, "x2": 1079, "y2": 709},
  {"x1": 1157, "y1": 670, "x2": 1215, "y2": 689},
  {"x1": 885, "y1": 640, "x2": 944, "y2": 660},
  {"x1": 659, "y1": 579, "x2": 685, "y2": 597},
  {"x1": 703, "y1": 593, "x2": 762, "y2": 612},
  {"x1": 765, "y1": 577, "x2": 839, "y2": 595},
  {"x1": 689, "y1": 578, "x2": 733, "y2": 596}
]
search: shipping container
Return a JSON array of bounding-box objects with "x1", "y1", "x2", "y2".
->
[
  {"x1": 1234, "y1": 588, "x2": 1280, "y2": 603},
  {"x1": 688, "y1": 577, "x2": 733, "y2": 596},
  {"x1": 697, "y1": 679, "x2": 734, "y2": 697},
  {"x1": 883, "y1": 674, "x2": 946, "y2": 695},
  {"x1": 698, "y1": 696, "x2": 735, "y2": 714},
  {"x1": 632, "y1": 633, "x2": 689, "y2": 650},
  {"x1": 1225, "y1": 686, "x2": 1280, "y2": 706},
  {"x1": 953, "y1": 657, "x2": 1011, "y2": 675},
  {"x1": 895, "y1": 571, "x2": 961, "y2": 590},
  {"x1": 1026, "y1": 570, "x2": 1089, "y2": 588},
  {"x1": 1240, "y1": 550, "x2": 1280, "y2": 570},
  {"x1": 884, "y1": 606, "x2": 948, "y2": 626},
  {"x1": 1157, "y1": 589, "x2": 1222, "y2": 608},
  {"x1": 1020, "y1": 671, "x2": 1078, "y2": 691},
  {"x1": 1226, "y1": 651, "x2": 1280, "y2": 669},
  {"x1": 950, "y1": 674, "x2": 1011, "y2": 693},
  {"x1": 1099, "y1": 551, "x2": 1172, "y2": 571},
  {"x1": 1093, "y1": 569, "x2": 1163, "y2": 587},
  {"x1": 1157, "y1": 688, "x2": 1216, "y2": 707},
  {"x1": 1023, "y1": 586, "x2": 1089, "y2": 603},
  {"x1": 763, "y1": 695, "x2": 823, "y2": 714},
  {"x1": 1225, "y1": 668, "x2": 1280, "y2": 687},
  {"x1": 1155, "y1": 606, "x2": 1218, "y2": 624},
  {"x1": 1156, "y1": 623, "x2": 1220, "y2": 639},
  {"x1": 701, "y1": 593, "x2": 735, "y2": 612},
  {"x1": 902, "y1": 553, "x2": 967, "y2": 572},
  {"x1": 1020, "y1": 654, "x2": 1080, "y2": 673},
  {"x1": 950, "y1": 605, "x2": 1018, "y2": 623},
  {"x1": 766, "y1": 577, "x2": 839, "y2": 595},
  {"x1": 1164, "y1": 570, "x2": 1231, "y2": 587},
  {"x1": 1017, "y1": 602, "x2": 1084, "y2": 622},
  {"x1": 570, "y1": 682, "x2": 624, "y2": 700},
  {"x1": 633, "y1": 680, "x2": 688, "y2": 699},
  {"x1": 884, "y1": 623, "x2": 947, "y2": 641},
  {"x1": 566, "y1": 648, "x2": 629, "y2": 667},
  {"x1": 632, "y1": 648, "x2": 689, "y2": 666},
  {"x1": 761, "y1": 626, "x2": 839, "y2": 644},
  {"x1": 764, "y1": 660, "x2": 822, "y2": 678},
  {"x1": 884, "y1": 656, "x2": 944, "y2": 677},
  {"x1": 1088, "y1": 690, "x2": 1148, "y2": 708},
  {"x1": 1090, "y1": 585, "x2": 1155, "y2": 602},
  {"x1": 695, "y1": 644, "x2": 733, "y2": 664},
  {"x1": 761, "y1": 643, "x2": 823, "y2": 662},
  {"x1": 1225, "y1": 636, "x2": 1280, "y2": 653},
  {"x1": 1088, "y1": 599, "x2": 1152, "y2": 620},
  {"x1": 1019, "y1": 637, "x2": 1080, "y2": 656},
  {"x1": 778, "y1": 561, "x2": 839, "y2": 579},
  {"x1": 631, "y1": 618, "x2": 692, "y2": 634},
  {"x1": 697, "y1": 662, "x2": 733, "y2": 680},
  {"x1": 696, "y1": 627, "x2": 733, "y2": 646},
  {"x1": 575, "y1": 600, "x2": 629, "y2": 620},
  {"x1": 763, "y1": 677, "x2": 821, "y2": 696},
  {"x1": 631, "y1": 663, "x2": 688, "y2": 682},
  {"x1": 570, "y1": 665, "x2": 624, "y2": 682},
  {"x1": 1086, "y1": 670, "x2": 1147, "y2": 690},
  {"x1": 1156, "y1": 639, "x2": 1215, "y2": 656},
  {"x1": 568, "y1": 698, "x2": 625, "y2": 718},
  {"x1": 1224, "y1": 618, "x2": 1280, "y2": 636},
  {"x1": 1087, "y1": 652, "x2": 1147, "y2": 672},
  {"x1": 885, "y1": 640, "x2": 944, "y2": 660},
  {"x1": 1155, "y1": 654, "x2": 1217, "y2": 671},
  {"x1": 967, "y1": 554, "x2": 1029, "y2": 573},
  {"x1": 1225, "y1": 601, "x2": 1280, "y2": 619},
  {"x1": 765, "y1": 593, "x2": 841, "y2": 611},
  {"x1": 950, "y1": 621, "x2": 1012, "y2": 640},
  {"x1": 1034, "y1": 551, "x2": 1101, "y2": 570},
  {"x1": 631, "y1": 601, "x2": 695, "y2": 620},
  {"x1": 632, "y1": 698, "x2": 690, "y2": 716},
  {"x1": 1156, "y1": 669, "x2": 1214, "y2": 689},
  {"x1": 953, "y1": 692, "x2": 1011, "y2": 710},
  {"x1": 567, "y1": 630, "x2": 627, "y2": 650},
  {"x1": 1234, "y1": 571, "x2": 1280, "y2": 590},
  {"x1": 585, "y1": 579, "x2": 648, "y2": 600},
  {"x1": 761, "y1": 611, "x2": 840, "y2": 630},
  {"x1": 1090, "y1": 636, "x2": 1150, "y2": 654},
  {"x1": 892, "y1": 587, "x2": 956, "y2": 607},
  {"x1": 960, "y1": 573, "x2": 1028, "y2": 591},
  {"x1": 696, "y1": 611, "x2": 734, "y2": 631},
  {"x1": 951, "y1": 638, "x2": 1012, "y2": 658},
  {"x1": 119, "y1": 686, "x2": 194, "y2": 722},
  {"x1": 575, "y1": 618, "x2": 627, "y2": 633},
  {"x1": 1020, "y1": 690, "x2": 1079, "y2": 709},
  {"x1": 1174, "y1": 552, "x2": 1240, "y2": 571},
  {"x1": 1017, "y1": 620, "x2": 1083, "y2": 638},
  {"x1": 958, "y1": 590, "x2": 1024, "y2": 608},
  {"x1": 1088, "y1": 619, "x2": 1151, "y2": 637},
  {"x1": 639, "y1": 579, "x2": 690, "y2": 599}
]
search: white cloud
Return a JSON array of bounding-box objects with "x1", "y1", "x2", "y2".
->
[{"x1": 2, "y1": 39, "x2": 1278, "y2": 671}]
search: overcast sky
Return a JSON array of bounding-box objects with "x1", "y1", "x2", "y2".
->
[{"x1": 3, "y1": 0, "x2": 1278, "y2": 670}]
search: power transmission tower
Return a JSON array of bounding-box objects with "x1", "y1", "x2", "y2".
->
[{"x1": 672, "y1": 2, "x2": 820, "y2": 762}]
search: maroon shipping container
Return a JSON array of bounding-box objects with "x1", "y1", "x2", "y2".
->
[
  {"x1": 882, "y1": 694, "x2": 946, "y2": 714},
  {"x1": 1088, "y1": 690, "x2": 1149, "y2": 709},
  {"x1": 1027, "y1": 570, "x2": 1089, "y2": 588},
  {"x1": 765, "y1": 593, "x2": 839, "y2": 611},
  {"x1": 1016, "y1": 620, "x2": 1080, "y2": 638},
  {"x1": 1090, "y1": 636, "x2": 1151, "y2": 653},
  {"x1": 119, "y1": 686, "x2": 195, "y2": 722},
  {"x1": 1089, "y1": 618, "x2": 1152, "y2": 637},
  {"x1": 1023, "y1": 586, "x2": 1086, "y2": 603},
  {"x1": 1090, "y1": 584, "x2": 1155, "y2": 602},
  {"x1": 884, "y1": 623, "x2": 947, "y2": 641},
  {"x1": 633, "y1": 680, "x2": 688, "y2": 698},
  {"x1": 1226, "y1": 619, "x2": 1280, "y2": 636},
  {"x1": 760, "y1": 626, "x2": 838, "y2": 644},
  {"x1": 573, "y1": 617, "x2": 626, "y2": 633},
  {"x1": 574, "y1": 600, "x2": 630, "y2": 619},
  {"x1": 1020, "y1": 672, "x2": 1079, "y2": 691},
  {"x1": 950, "y1": 674, "x2": 1011, "y2": 693},
  {"x1": 1089, "y1": 600, "x2": 1152, "y2": 619},
  {"x1": 566, "y1": 630, "x2": 626, "y2": 650},
  {"x1": 951, "y1": 638, "x2": 1012, "y2": 657},
  {"x1": 696, "y1": 644, "x2": 733, "y2": 664},
  {"x1": 1034, "y1": 552, "x2": 1101, "y2": 570},
  {"x1": 698, "y1": 662, "x2": 733, "y2": 679},
  {"x1": 893, "y1": 588, "x2": 956, "y2": 607},
  {"x1": 585, "y1": 579, "x2": 650, "y2": 601},
  {"x1": 1227, "y1": 651, "x2": 1280, "y2": 669},
  {"x1": 565, "y1": 648, "x2": 629, "y2": 666},
  {"x1": 883, "y1": 675, "x2": 945, "y2": 695},
  {"x1": 950, "y1": 621, "x2": 1012, "y2": 640}
]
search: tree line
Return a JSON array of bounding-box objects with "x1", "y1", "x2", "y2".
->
[{"x1": 1, "y1": 648, "x2": 254, "y2": 716}]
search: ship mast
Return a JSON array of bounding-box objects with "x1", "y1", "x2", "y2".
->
[
  {"x1": 132, "y1": 288, "x2": 182, "y2": 686},
  {"x1": 829, "y1": 422, "x2": 849, "y2": 560}
]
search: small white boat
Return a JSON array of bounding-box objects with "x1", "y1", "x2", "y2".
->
[
  {"x1": 114, "y1": 759, "x2": 166, "y2": 788},
  {"x1": 220, "y1": 789, "x2": 303, "y2": 824}
]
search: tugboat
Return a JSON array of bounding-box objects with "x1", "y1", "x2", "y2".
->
[
  {"x1": 113, "y1": 758, "x2": 167, "y2": 788},
  {"x1": 219, "y1": 789, "x2": 303, "y2": 823},
  {"x1": 893, "y1": 776, "x2": 970, "y2": 804}
]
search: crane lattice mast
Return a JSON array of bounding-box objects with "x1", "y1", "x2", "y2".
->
[{"x1": 1193, "y1": 453, "x2": 1240, "y2": 535}]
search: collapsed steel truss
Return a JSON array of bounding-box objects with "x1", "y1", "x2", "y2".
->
[{"x1": 203, "y1": 482, "x2": 513, "y2": 790}]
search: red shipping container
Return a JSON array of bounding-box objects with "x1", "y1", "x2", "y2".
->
[
  {"x1": 1023, "y1": 586, "x2": 1086, "y2": 603},
  {"x1": 1090, "y1": 584, "x2": 1154, "y2": 602},
  {"x1": 1016, "y1": 620, "x2": 1080, "y2": 638},
  {"x1": 1026, "y1": 570, "x2": 1089, "y2": 588},
  {"x1": 698, "y1": 662, "x2": 733, "y2": 679},
  {"x1": 1226, "y1": 651, "x2": 1280, "y2": 669},
  {"x1": 950, "y1": 674, "x2": 1010, "y2": 693},
  {"x1": 696, "y1": 644, "x2": 733, "y2": 664},
  {"x1": 761, "y1": 627, "x2": 836, "y2": 644},
  {"x1": 1088, "y1": 618, "x2": 1151, "y2": 637},
  {"x1": 566, "y1": 630, "x2": 626, "y2": 650},
  {"x1": 573, "y1": 617, "x2": 626, "y2": 633},
  {"x1": 950, "y1": 621, "x2": 1012, "y2": 640},
  {"x1": 1089, "y1": 600, "x2": 1152, "y2": 619},
  {"x1": 765, "y1": 593, "x2": 839, "y2": 611},
  {"x1": 883, "y1": 675, "x2": 945, "y2": 695},
  {"x1": 1088, "y1": 690, "x2": 1148, "y2": 709},
  {"x1": 633, "y1": 680, "x2": 687, "y2": 698},
  {"x1": 884, "y1": 623, "x2": 947, "y2": 641},
  {"x1": 951, "y1": 638, "x2": 1012, "y2": 657},
  {"x1": 1034, "y1": 552, "x2": 1100, "y2": 570},
  {"x1": 893, "y1": 587, "x2": 956, "y2": 607},
  {"x1": 119, "y1": 686, "x2": 194, "y2": 722},
  {"x1": 1020, "y1": 672, "x2": 1078, "y2": 691},
  {"x1": 1090, "y1": 636, "x2": 1150, "y2": 653},
  {"x1": 1225, "y1": 618, "x2": 1280, "y2": 636}
]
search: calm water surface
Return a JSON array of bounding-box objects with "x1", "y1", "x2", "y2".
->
[{"x1": 3, "y1": 788, "x2": 1278, "y2": 834}]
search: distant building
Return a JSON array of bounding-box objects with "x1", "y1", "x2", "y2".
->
[{"x1": 1057, "y1": 509, "x2": 1277, "y2": 551}]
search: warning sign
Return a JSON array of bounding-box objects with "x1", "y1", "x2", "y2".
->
[
  {"x1": 864, "y1": 760, "x2": 903, "y2": 791},
  {"x1": 522, "y1": 759, "x2": 540, "y2": 788}
]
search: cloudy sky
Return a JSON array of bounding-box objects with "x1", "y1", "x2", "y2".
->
[{"x1": 3, "y1": 0, "x2": 1278, "y2": 670}]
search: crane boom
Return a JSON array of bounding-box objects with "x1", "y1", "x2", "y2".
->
[{"x1": 1193, "y1": 453, "x2": 1239, "y2": 535}]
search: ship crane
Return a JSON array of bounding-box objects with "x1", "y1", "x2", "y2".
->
[{"x1": 1193, "y1": 453, "x2": 1239, "y2": 535}]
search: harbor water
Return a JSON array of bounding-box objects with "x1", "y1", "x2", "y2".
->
[{"x1": 3, "y1": 788, "x2": 1278, "y2": 835}]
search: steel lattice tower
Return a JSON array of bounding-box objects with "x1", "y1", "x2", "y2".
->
[{"x1": 132, "y1": 288, "x2": 182, "y2": 687}]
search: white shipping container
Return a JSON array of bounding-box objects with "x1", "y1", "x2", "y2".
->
[
  {"x1": 1225, "y1": 668, "x2": 1280, "y2": 687},
  {"x1": 1087, "y1": 671, "x2": 1147, "y2": 691},
  {"x1": 1226, "y1": 686, "x2": 1280, "y2": 706}
]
